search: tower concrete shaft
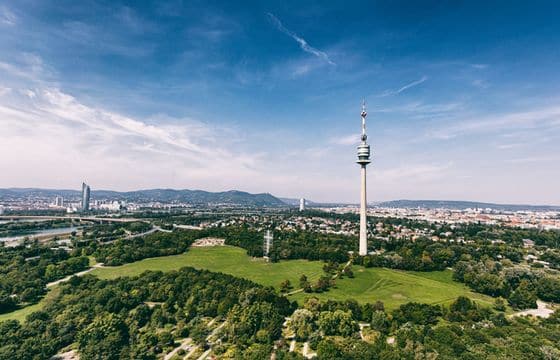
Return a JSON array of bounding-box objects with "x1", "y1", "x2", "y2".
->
[
  {"x1": 359, "y1": 165, "x2": 367, "y2": 255},
  {"x1": 356, "y1": 101, "x2": 371, "y2": 256}
]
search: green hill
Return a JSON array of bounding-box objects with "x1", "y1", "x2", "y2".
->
[{"x1": 92, "y1": 245, "x2": 496, "y2": 309}]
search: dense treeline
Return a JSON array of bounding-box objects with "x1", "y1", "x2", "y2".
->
[
  {"x1": 0, "y1": 246, "x2": 88, "y2": 312},
  {"x1": 203, "y1": 225, "x2": 354, "y2": 263},
  {"x1": 291, "y1": 296, "x2": 560, "y2": 359},
  {"x1": 355, "y1": 237, "x2": 524, "y2": 271},
  {"x1": 91, "y1": 229, "x2": 200, "y2": 266},
  {"x1": 0, "y1": 267, "x2": 294, "y2": 359},
  {"x1": 454, "y1": 259, "x2": 560, "y2": 309}
]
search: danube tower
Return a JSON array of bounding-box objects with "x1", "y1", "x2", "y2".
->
[{"x1": 357, "y1": 101, "x2": 371, "y2": 256}]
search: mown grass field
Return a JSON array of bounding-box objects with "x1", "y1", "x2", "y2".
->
[
  {"x1": 0, "y1": 287, "x2": 60, "y2": 323},
  {"x1": 92, "y1": 245, "x2": 326, "y2": 289},
  {"x1": 291, "y1": 266, "x2": 496, "y2": 309},
  {"x1": 93, "y1": 245, "x2": 495, "y2": 309}
]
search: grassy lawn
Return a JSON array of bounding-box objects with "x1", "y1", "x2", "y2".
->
[
  {"x1": 93, "y1": 245, "x2": 495, "y2": 310},
  {"x1": 291, "y1": 266, "x2": 496, "y2": 309},
  {"x1": 92, "y1": 246, "x2": 326, "y2": 289}
]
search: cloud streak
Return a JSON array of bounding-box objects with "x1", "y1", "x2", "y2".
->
[
  {"x1": 267, "y1": 12, "x2": 335, "y2": 65},
  {"x1": 430, "y1": 105, "x2": 560, "y2": 140},
  {"x1": 380, "y1": 76, "x2": 428, "y2": 97}
]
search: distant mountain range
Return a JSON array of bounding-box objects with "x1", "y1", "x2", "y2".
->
[
  {"x1": 377, "y1": 200, "x2": 560, "y2": 212},
  {"x1": 0, "y1": 188, "x2": 285, "y2": 207},
  {"x1": 1, "y1": 189, "x2": 558, "y2": 211}
]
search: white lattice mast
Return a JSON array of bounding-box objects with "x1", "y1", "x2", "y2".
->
[
  {"x1": 263, "y1": 230, "x2": 273, "y2": 259},
  {"x1": 357, "y1": 101, "x2": 371, "y2": 256}
]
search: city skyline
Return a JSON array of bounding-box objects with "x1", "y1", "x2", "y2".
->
[{"x1": 1, "y1": 1, "x2": 560, "y2": 204}]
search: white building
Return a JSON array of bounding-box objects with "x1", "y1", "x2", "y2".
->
[{"x1": 299, "y1": 198, "x2": 306, "y2": 211}]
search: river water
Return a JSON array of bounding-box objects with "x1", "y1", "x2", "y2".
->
[{"x1": 0, "y1": 226, "x2": 79, "y2": 245}]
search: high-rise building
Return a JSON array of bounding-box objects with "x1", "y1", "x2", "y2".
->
[
  {"x1": 356, "y1": 101, "x2": 372, "y2": 256},
  {"x1": 299, "y1": 198, "x2": 305, "y2": 211},
  {"x1": 81, "y1": 182, "x2": 91, "y2": 211},
  {"x1": 55, "y1": 196, "x2": 64, "y2": 207}
]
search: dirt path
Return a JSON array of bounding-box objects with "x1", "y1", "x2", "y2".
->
[
  {"x1": 302, "y1": 342, "x2": 316, "y2": 359},
  {"x1": 47, "y1": 263, "x2": 104, "y2": 288},
  {"x1": 289, "y1": 340, "x2": 296, "y2": 352},
  {"x1": 512, "y1": 300, "x2": 555, "y2": 318},
  {"x1": 164, "y1": 338, "x2": 191, "y2": 360},
  {"x1": 358, "y1": 322, "x2": 370, "y2": 340}
]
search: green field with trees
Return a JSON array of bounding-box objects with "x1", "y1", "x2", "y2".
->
[
  {"x1": 92, "y1": 245, "x2": 495, "y2": 309},
  {"x1": 92, "y1": 245, "x2": 326, "y2": 288},
  {"x1": 292, "y1": 266, "x2": 496, "y2": 309}
]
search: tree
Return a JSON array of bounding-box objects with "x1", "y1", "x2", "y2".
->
[
  {"x1": 494, "y1": 298, "x2": 506, "y2": 312},
  {"x1": 370, "y1": 310, "x2": 390, "y2": 333},
  {"x1": 392, "y1": 302, "x2": 442, "y2": 326},
  {"x1": 299, "y1": 274, "x2": 312, "y2": 293},
  {"x1": 243, "y1": 344, "x2": 273, "y2": 360},
  {"x1": 289, "y1": 309, "x2": 315, "y2": 341},
  {"x1": 77, "y1": 313, "x2": 129, "y2": 360},
  {"x1": 225, "y1": 302, "x2": 284, "y2": 345},
  {"x1": 316, "y1": 339, "x2": 346, "y2": 360},
  {"x1": 299, "y1": 274, "x2": 308, "y2": 288},
  {"x1": 537, "y1": 277, "x2": 560, "y2": 303},
  {"x1": 509, "y1": 280, "x2": 537, "y2": 309},
  {"x1": 0, "y1": 292, "x2": 17, "y2": 313},
  {"x1": 280, "y1": 279, "x2": 292, "y2": 293},
  {"x1": 318, "y1": 310, "x2": 357, "y2": 337},
  {"x1": 312, "y1": 276, "x2": 332, "y2": 293}
]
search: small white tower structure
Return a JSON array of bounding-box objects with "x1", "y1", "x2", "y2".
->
[
  {"x1": 263, "y1": 230, "x2": 273, "y2": 260},
  {"x1": 299, "y1": 198, "x2": 305, "y2": 211},
  {"x1": 357, "y1": 101, "x2": 372, "y2": 256}
]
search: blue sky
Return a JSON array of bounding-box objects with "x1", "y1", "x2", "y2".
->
[{"x1": 1, "y1": 1, "x2": 559, "y2": 204}]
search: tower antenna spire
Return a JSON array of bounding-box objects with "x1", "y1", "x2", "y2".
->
[{"x1": 361, "y1": 99, "x2": 367, "y2": 141}]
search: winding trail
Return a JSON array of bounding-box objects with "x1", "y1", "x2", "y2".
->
[
  {"x1": 47, "y1": 263, "x2": 104, "y2": 288},
  {"x1": 164, "y1": 338, "x2": 191, "y2": 360}
]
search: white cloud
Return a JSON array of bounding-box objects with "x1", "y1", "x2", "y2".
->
[
  {"x1": 496, "y1": 143, "x2": 521, "y2": 150},
  {"x1": 0, "y1": 6, "x2": 16, "y2": 26},
  {"x1": 430, "y1": 105, "x2": 560, "y2": 140},
  {"x1": 330, "y1": 134, "x2": 358, "y2": 146},
  {"x1": 0, "y1": 86, "x2": 11, "y2": 96},
  {"x1": 374, "y1": 163, "x2": 453, "y2": 183},
  {"x1": 0, "y1": 82, "x2": 263, "y2": 190},
  {"x1": 267, "y1": 12, "x2": 335, "y2": 66},
  {"x1": 506, "y1": 156, "x2": 559, "y2": 164}
]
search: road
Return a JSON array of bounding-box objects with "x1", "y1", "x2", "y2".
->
[
  {"x1": 0, "y1": 215, "x2": 143, "y2": 223},
  {"x1": 98, "y1": 225, "x2": 171, "y2": 245}
]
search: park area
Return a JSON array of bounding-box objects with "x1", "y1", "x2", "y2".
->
[
  {"x1": 1, "y1": 245, "x2": 496, "y2": 323},
  {"x1": 92, "y1": 245, "x2": 495, "y2": 309}
]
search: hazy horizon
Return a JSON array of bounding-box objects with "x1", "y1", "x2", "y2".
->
[
  {"x1": 1, "y1": 186, "x2": 559, "y2": 207},
  {"x1": 1, "y1": 1, "x2": 559, "y2": 204}
]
